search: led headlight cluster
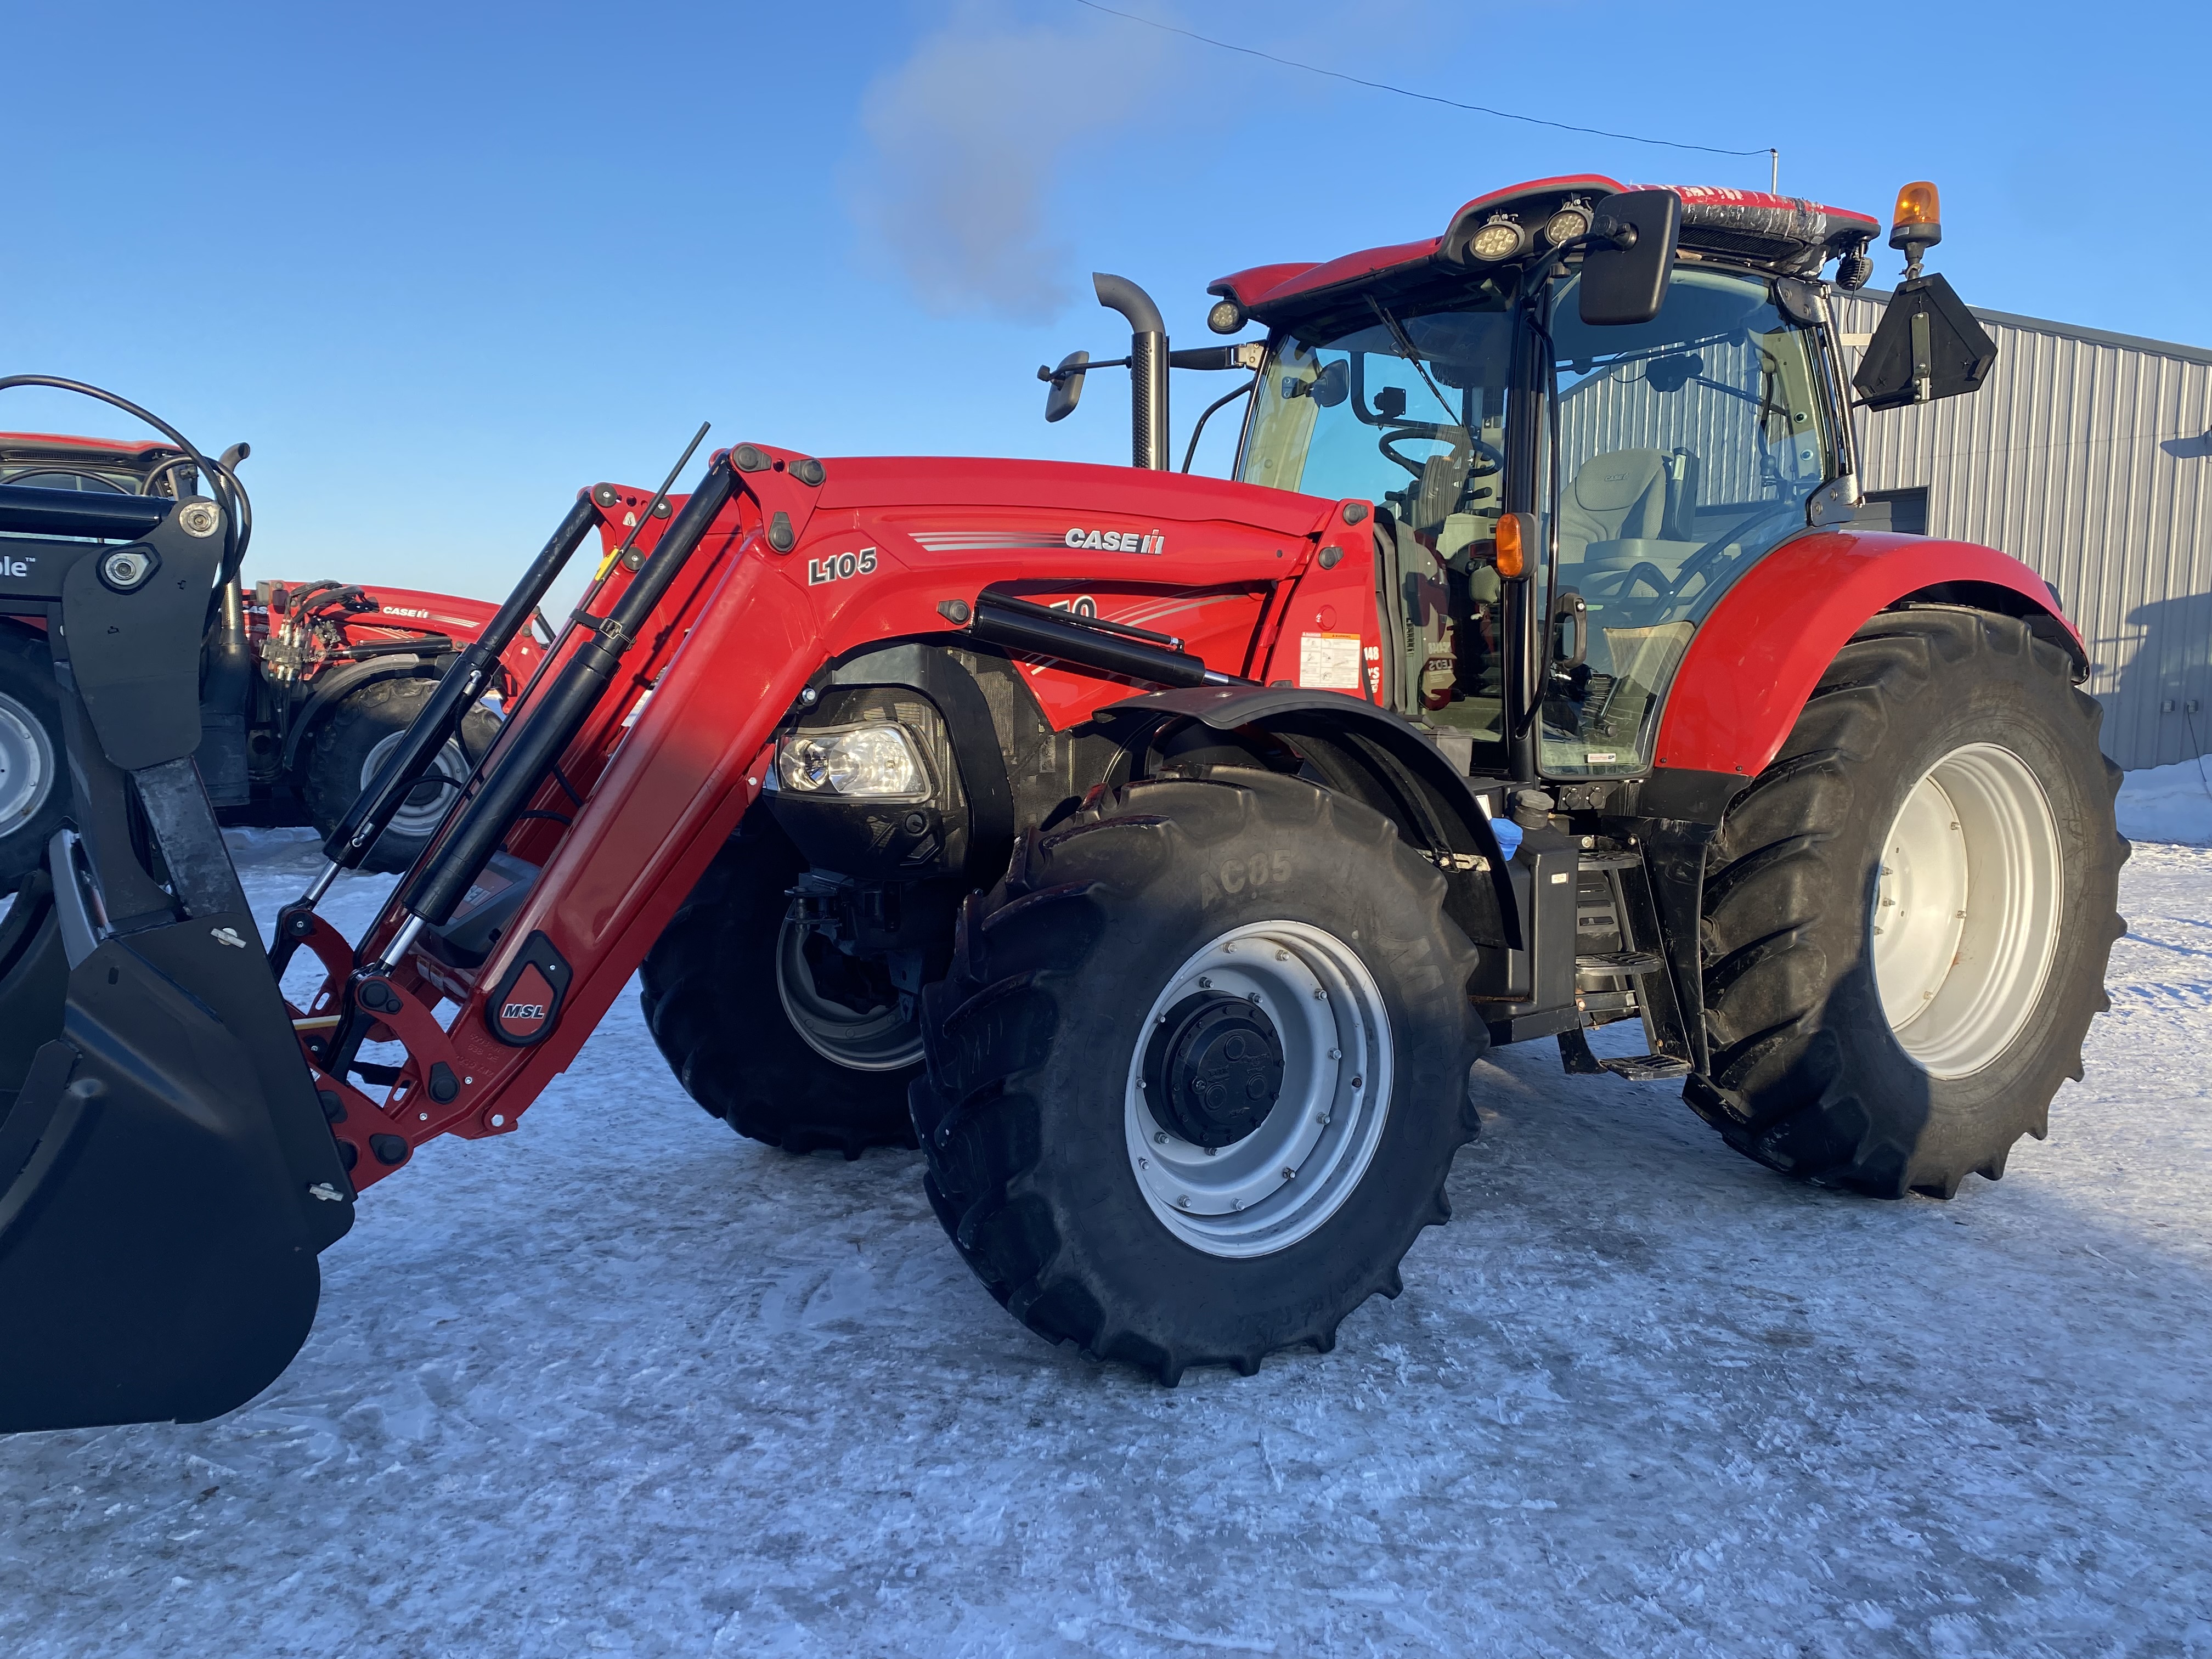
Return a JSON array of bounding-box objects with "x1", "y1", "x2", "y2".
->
[
  {"x1": 1465, "y1": 216, "x2": 1527, "y2": 262},
  {"x1": 776, "y1": 723, "x2": 931, "y2": 801},
  {"x1": 1542, "y1": 201, "x2": 1593, "y2": 247}
]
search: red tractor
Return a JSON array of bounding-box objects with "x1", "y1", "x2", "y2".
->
[
  {"x1": 0, "y1": 430, "x2": 549, "y2": 892},
  {"x1": 0, "y1": 178, "x2": 2124, "y2": 1431}
]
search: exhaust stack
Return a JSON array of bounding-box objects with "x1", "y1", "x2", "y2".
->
[{"x1": 1093, "y1": 273, "x2": 1169, "y2": 470}]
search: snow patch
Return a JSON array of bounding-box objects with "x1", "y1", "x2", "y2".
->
[{"x1": 2117, "y1": 756, "x2": 2212, "y2": 845}]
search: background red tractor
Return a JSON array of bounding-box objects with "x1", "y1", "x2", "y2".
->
[
  {"x1": 0, "y1": 177, "x2": 2125, "y2": 1430},
  {"x1": 0, "y1": 430, "x2": 549, "y2": 891}
]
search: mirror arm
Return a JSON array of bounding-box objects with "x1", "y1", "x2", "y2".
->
[
  {"x1": 1516, "y1": 219, "x2": 1635, "y2": 301},
  {"x1": 1039, "y1": 356, "x2": 1127, "y2": 384},
  {"x1": 1038, "y1": 343, "x2": 1261, "y2": 385}
]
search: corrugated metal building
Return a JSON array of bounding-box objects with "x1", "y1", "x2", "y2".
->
[{"x1": 1831, "y1": 290, "x2": 2212, "y2": 770}]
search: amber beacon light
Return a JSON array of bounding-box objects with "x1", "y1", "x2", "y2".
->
[{"x1": 1889, "y1": 181, "x2": 1943, "y2": 276}]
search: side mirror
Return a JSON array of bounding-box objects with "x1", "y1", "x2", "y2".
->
[
  {"x1": 1852, "y1": 272, "x2": 1996, "y2": 410},
  {"x1": 1042, "y1": 351, "x2": 1088, "y2": 423},
  {"x1": 1578, "y1": 189, "x2": 1681, "y2": 328}
]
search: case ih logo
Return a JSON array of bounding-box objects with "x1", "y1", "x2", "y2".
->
[{"x1": 1064, "y1": 527, "x2": 1164, "y2": 554}]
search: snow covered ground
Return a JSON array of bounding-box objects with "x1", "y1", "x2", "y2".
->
[
  {"x1": 2118, "y1": 758, "x2": 2212, "y2": 847},
  {"x1": 3, "y1": 828, "x2": 2209, "y2": 1658}
]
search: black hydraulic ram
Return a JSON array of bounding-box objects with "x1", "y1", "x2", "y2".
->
[
  {"x1": 326, "y1": 494, "x2": 601, "y2": 869},
  {"x1": 267, "y1": 493, "x2": 604, "y2": 974},
  {"x1": 967, "y1": 592, "x2": 1243, "y2": 689},
  {"x1": 398, "y1": 453, "x2": 741, "y2": 935}
]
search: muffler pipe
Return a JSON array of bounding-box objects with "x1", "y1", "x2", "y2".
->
[{"x1": 1095, "y1": 273, "x2": 1169, "y2": 470}]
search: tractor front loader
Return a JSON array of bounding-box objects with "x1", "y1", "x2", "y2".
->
[{"x1": 0, "y1": 176, "x2": 2124, "y2": 1430}]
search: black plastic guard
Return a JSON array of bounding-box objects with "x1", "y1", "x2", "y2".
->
[{"x1": 0, "y1": 912, "x2": 346, "y2": 1432}]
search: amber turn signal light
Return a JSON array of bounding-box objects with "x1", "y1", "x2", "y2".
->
[{"x1": 1495, "y1": 512, "x2": 1532, "y2": 578}]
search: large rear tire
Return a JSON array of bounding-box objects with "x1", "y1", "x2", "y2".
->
[
  {"x1": 640, "y1": 814, "x2": 921, "y2": 1158},
  {"x1": 301, "y1": 677, "x2": 498, "y2": 874},
  {"x1": 1688, "y1": 607, "x2": 2125, "y2": 1198},
  {"x1": 913, "y1": 770, "x2": 1487, "y2": 1384},
  {"x1": 0, "y1": 629, "x2": 66, "y2": 897}
]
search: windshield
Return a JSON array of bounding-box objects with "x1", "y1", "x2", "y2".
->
[
  {"x1": 1541, "y1": 267, "x2": 1833, "y2": 776},
  {"x1": 1240, "y1": 295, "x2": 1519, "y2": 756},
  {"x1": 1236, "y1": 264, "x2": 1836, "y2": 780}
]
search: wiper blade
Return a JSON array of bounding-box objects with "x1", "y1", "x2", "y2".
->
[{"x1": 1363, "y1": 296, "x2": 1459, "y2": 426}]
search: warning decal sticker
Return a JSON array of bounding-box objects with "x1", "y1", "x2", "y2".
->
[{"x1": 1298, "y1": 633, "x2": 1363, "y2": 690}]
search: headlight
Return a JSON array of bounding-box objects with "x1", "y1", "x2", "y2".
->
[{"x1": 776, "y1": 723, "x2": 931, "y2": 800}]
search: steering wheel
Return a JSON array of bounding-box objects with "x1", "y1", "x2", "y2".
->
[
  {"x1": 1377, "y1": 421, "x2": 1503, "y2": 481},
  {"x1": 1656, "y1": 499, "x2": 1802, "y2": 603},
  {"x1": 1585, "y1": 499, "x2": 1803, "y2": 611}
]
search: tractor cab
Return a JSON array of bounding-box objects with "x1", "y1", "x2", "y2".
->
[
  {"x1": 1049, "y1": 176, "x2": 1993, "y2": 787},
  {"x1": 1207, "y1": 178, "x2": 1877, "y2": 783}
]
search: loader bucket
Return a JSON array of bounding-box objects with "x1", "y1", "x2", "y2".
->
[{"x1": 0, "y1": 482, "x2": 353, "y2": 1432}]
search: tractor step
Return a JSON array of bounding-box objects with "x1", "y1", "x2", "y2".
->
[
  {"x1": 1576, "y1": 850, "x2": 1641, "y2": 869},
  {"x1": 1576, "y1": 949, "x2": 1661, "y2": 975},
  {"x1": 1598, "y1": 1053, "x2": 1694, "y2": 1082}
]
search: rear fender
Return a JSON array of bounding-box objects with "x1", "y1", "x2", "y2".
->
[
  {"x1": 1098, "y1": 684, "x2": 1520, "y2": 950},
  {"x1": 1650, "y1": 532, "x2": 2078, "y2": 805}
]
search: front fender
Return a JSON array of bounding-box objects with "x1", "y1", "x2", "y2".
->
[
  {"x1": 278, "y1": 656, "x2": 446, "y2": 774},
  {"x1": 1653, "y1": 532, "x2": 2076, "y2": 787},
  {"x1": 1099, "y1": 684, "x2": 1521, "y2": 949}
]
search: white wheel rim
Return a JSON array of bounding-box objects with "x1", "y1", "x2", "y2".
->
[
  {"x1": 775, "y1": 919, "x2": 924, "y2": 1071},
  {"x1": 362, "y1": 730, "x2": 472, "y2": 840},
  {"x1": 0, "y1": 689, "x2": 55, "y2": 838},
  {"x1": 1871, "y1": 742, "x2": 2063, "y2": 1079},
  {"x1": 1125, "y1": 920, "x2": 1393, "y2": 1259}
]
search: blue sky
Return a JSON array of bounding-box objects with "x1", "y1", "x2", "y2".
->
[{"x1": 4, "y1": 0, "x2": 2205, "y2": 610}]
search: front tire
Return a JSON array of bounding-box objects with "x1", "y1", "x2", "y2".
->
[
  {"x1": 913, "y1": 770, "x2": 1487, "y2": 1384},
  {"x1": 640, "y1": 815, "x2": 922, "y2": 1158},
  {"x1": 1689, "y1": 607, "x2": 2125, "y2": 1197}
]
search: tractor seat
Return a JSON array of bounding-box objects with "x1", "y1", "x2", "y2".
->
[{"x1": 1558, "y1": 449, "x2": 1667, "y2": 567}]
